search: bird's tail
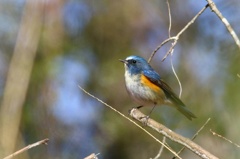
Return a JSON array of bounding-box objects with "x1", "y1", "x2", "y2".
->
[
  {"x1": 165, "y1": 94, "x2": 196, "y2": 120},
  {"x1": 176, "y1": 105, "x2": 196, "y2": 120},
  {"x1": 159, "y1": 79, "x2": 196, "y2": 120}
]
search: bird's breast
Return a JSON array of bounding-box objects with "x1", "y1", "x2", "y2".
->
[{"x1": 124, "y1": 71, "x2": 165, "y2": 105}]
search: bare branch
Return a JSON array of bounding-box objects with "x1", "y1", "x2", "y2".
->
[
  {"x1": 84, "y1": 153, "x2": 100, "y2": 159},
  {"x1": 170, "y1": 54, "x2": 183, "y2": 98},
  {"x1": 166, "y1": 0, "x2": 183, "y2": 98},
  {"x1": 129, "y1": 108, "x2": 219, "y2": 159},
  {"x1": 206, "y1": 0, "x2": 240, "y2": 50},
  {"x1": 166, "y1": 0, "x2": 172, "y2": 38},
  {"x1": 78, "y1": 86, "x2": 182, "y2": 159},
  {"x1": 152, "y1": 137, "x2": 166, "y2": 159},
  {"x1": 161, "y1": 4, "x2": 209, "y2": 61},
  {"x1": 148, "y1": 37, "x2": 176, "y2": 63},
  {"x1": 210, "y1": 129, "x2": 240, "y2": 149},
  {"x1": 173, "y1": 118, "x2": 211, "y2": 159},
  {"x1": 148, "y1": 4, "x2": 209, "y2": 63},
  {"x1": 3, "y1": 138, "x2": 49, "y2": 159}
]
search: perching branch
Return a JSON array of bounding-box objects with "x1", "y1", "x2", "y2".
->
[
  {"x1": 78, "y1": 86, "x2": 182, "y2": 159},
  {"x1": 129, "y1": 108, "x2": 219, "y2": 159},
  {"x1": 79, "y1": 86, "x2": 219, "y2": 159},
  {"x1": 206, "y1": 0, "x2": 240, "y2": 50}
]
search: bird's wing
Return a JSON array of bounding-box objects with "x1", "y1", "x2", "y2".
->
[
  {"x1": 142, "y1": 69, "x2": 184, "y2": 106},
  {"x1": 143, "y1": 69, "x2": 196, "y2": 120},
  {"x1": 142, "y1": 70, "x2": 161, "y2": 85}
]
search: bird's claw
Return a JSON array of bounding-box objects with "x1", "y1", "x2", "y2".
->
[{"x1": 139, "y1": 115, "x2": 150, "y2": 126}]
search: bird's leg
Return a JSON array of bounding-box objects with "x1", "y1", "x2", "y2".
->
[
  {"x1": 140, "y1": 104, "x2": 156, "y2": 125},
  {"x1": 148, "y1": 104, "x2": 156, "y2": 116},
  {"x1": 135, "y1": 105, "x2": 143, "y2": 109}
]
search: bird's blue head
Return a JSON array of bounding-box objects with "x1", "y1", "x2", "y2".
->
[{"x1": 119, "y1": 55, "x2": 152, "y2": 75}]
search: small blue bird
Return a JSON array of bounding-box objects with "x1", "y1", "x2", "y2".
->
[{"x1": 119, "y1": 55, "x2": 196, "y2": 120}]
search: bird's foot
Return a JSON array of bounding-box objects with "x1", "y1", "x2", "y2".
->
[{"x1": 139, "y1": 115, "x2": 150, "y2": 126}]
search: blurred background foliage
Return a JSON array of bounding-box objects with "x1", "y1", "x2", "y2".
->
[{"x1": 0, "y1": 0, "x2": 239, "y2": 158}]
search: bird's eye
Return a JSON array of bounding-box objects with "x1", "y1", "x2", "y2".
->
[{"x1": 132, "y1": 60, "x2": 137, "y2": 63}]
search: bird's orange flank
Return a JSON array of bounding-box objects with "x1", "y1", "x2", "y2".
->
[{"x1": 141, "y1": 74, "x2": 160, "y2": 92}]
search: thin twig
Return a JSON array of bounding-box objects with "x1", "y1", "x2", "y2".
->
[
  {"x1": 3, "y1": 138, "x2": 49, "y2": 159},
  {"x1": 206, "y1": 0, "x2": 240, "y2": 50},
  {"x1": 166, "y1": 0, "x2": 183, "y2": 98},
  {"x1": 170, "y1": 55, "x2": 182, "y2": 98},
  {"x1": 148, "y1": 37, "x2": 177, "y2": 63},
  {"x1": 175, "y1": 4, "x2": 209, "y2": 39},
  {"x1": 162, "y1": 40, "x2": 177, "y2": 62},
  {"x1": 152, "y1": 136, "x2": 166, "y2": 159},
  {"x1": 148, "y1": 4, "x2": 209, "y2": 63},
  {"x1": 78, "y1": 86, "x2": 182, "y2": 159},
  {"x1": 130, "y1": 109, "x2": 218, "y2": 159},
  {"x1": 166, "y1": 0, "x2": 172, "y2": 38},
  {"x1": 161, "y1": 4, "x2": 209, "y2": 61},
  {"x1": 169, "y1": 45, "x2": 182, "y2": 98},
  {"x1": 210, "y1": 129, "x2": 240, "y2": 149},
  {"x1": 172, "y1": 118, "x2": 211, "y2": 159}
]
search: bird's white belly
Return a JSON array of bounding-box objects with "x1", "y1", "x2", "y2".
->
[{"x1": 124, "y1": 71, "x2": 165, "y2": 106}]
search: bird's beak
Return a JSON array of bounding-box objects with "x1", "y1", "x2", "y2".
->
[{"x1": 119, "y1": 59, "x2": 128, "y2": 64}]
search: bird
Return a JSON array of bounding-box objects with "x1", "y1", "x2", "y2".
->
[{"x1": 119, "y1": 55, "x2": 196, "y2": 120}]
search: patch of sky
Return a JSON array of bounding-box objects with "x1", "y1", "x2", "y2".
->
[
  {"x1": 52, "y1": 56, "x2": 101, "y2": 125},
  {"x1": 63, "y1": 1, "x2": 92, "y2": 36}
]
